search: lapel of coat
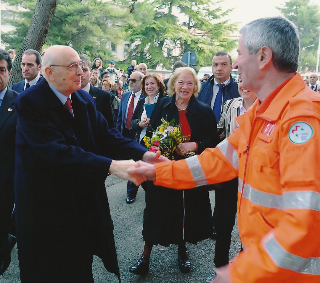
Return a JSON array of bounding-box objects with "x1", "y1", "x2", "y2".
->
[
  {"x1": 71, "y1": 91, "x2": 94, "y2": 151},
  {"x1": 0, "y1": 88, "x2": 16, "y2": 129}
]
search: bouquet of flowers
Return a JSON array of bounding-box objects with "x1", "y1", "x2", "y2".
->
[{"x1": 143, "y1": 118, "x2": 195, "y2": 160}]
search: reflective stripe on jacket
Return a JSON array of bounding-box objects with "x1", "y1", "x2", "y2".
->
[{"x1": 155, "y1": 73, "x2": 320, "y2": 282}]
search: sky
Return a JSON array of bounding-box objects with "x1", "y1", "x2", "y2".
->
[{"x1": 222, "y1": 0, "x2": 320, "y2": 28}]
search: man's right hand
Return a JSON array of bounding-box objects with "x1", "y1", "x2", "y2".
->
[{"x1": 127, "y1": 161, "x2": 156, "y2": 186}]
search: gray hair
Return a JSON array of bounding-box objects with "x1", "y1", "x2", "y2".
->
[{"x1": 239, "y1": 17, "x2": 300, "y2": 73}]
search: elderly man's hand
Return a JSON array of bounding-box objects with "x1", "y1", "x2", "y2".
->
[
  {"x1": 109, "y1": 160, "x2": 141, "y2": 184},
  {"x1": 142, "y1": 151, "x2": 170, "y2": 164},
  {"x1": 127, "y1": 161, "x2": 157, "y2": 186}
]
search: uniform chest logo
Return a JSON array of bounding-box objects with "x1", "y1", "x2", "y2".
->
[
  {"x1": 289, "y1": 122, "x2": 313, "y2": 144},
  {"x1": 261, "y1": 122, "x2": 276, "y2": 136}
]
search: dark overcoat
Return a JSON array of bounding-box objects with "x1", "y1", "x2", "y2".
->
[
  {"x1": 14, "y1": 79, "x2": 146, "y2": 282},
  {"x1": 142, "y1": 95, "x2": 219, "y2": 246},
  {"x1": 89, "y1": 85, "x2": 115, "y2": 128},
  {"x1": 0, "y1": 88, "x2": 18, "y2": 249}
]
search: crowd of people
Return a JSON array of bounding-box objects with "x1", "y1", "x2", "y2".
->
[{"x1": 0, "y1": 15, "x2": 320, "y2": 283}]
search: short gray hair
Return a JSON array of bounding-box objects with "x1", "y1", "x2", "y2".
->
[{"x1": 240, "y1": 17, "x2": 300, "y2": 73}]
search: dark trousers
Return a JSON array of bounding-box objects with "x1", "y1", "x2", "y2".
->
[
  {"x1": 213, "y1": 178, "x2": 238, "y2": 267},
  {"x1": 122, "y1": 127, "x2": 139, "y2": 197}
]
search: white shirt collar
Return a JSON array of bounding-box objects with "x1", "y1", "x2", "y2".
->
[
  {"x1": 25, "y1": 73, "x2": 41, "y2": 88},
  {"x1": 82, "y1": 83, "x2": 91, "y2": 93},
  {"x1": 214, "y1": 77, "x2": 230, "y2": 86}
]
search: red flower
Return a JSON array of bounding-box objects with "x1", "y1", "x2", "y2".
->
[
  {"x1": 153, "y1": 140, "x2": 160, "y2": 146},
  {"x1": 150, "y1": 146, "x2": 159, "y2": 152}
]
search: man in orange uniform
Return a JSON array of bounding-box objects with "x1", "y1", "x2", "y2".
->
[{"x1": 128, "y1": 17, "x2": 320, "y2": 283}]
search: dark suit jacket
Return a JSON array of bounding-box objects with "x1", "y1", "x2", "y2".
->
[
  {"x1": 89, "y1": 85, "x2": 115, "y2": 128},
  {"x1": 197, "y1": 75, "x2": 239, "y2": 108},
  {"x1": 116, "y1": 91, "x2": 144, "y2": 135},
  {"x1": 14, "y1": 79, "x2": 147, "y2": 282},
  {"x1": 12, "y1": 76, "x2": 43, "y2": 94},
  {"x1": 0, "y1": 88, "x2": 18, "y2": 247}
]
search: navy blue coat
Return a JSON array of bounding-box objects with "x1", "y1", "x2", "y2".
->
[
  {"x1": 89, "y1": 84, "x2": 115, "y2": 128},
  {"x1": 14, "y1": 79, "x2": 146, "y2": 282},
  {"x1": 197, "y1": 74, "x2": 239, "y2": 108},
  {"x1": 12, "y1": 76, "x2": 43, "y2": 94}
]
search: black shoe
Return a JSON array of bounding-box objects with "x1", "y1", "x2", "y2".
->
[
  {"x1": 0, "y1": 234, "x2": 16, "y2": 275},
  {"x1": 210, "y1": 226, "x2": 217, "y2": 240},
  {"x1": 178, "y1": 251, "x2": 191, "y2": 273},
  {"x1": 126, "y1": 195, "x2": 136, "y2": 204},
  {"x1": 129, "y1": 255, "x2": 149, "y2": 275}
]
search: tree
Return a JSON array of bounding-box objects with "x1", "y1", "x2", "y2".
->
[
  {"x1": 2, "y1": 0, "x2": 133, "y2": 65},
  {"x1": 125, "y1": 0, "x2": 237, "y2": 69},
  {"x1": 278, "y1": 0, "x2": 320, "y2": 72},
  {"x1": 9, "y1": 0, "x2": 58, "y2": 85}
]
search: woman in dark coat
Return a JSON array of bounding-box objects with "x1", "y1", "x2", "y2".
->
[
  {"x1": 129, "y1": 67, "x2": 219, "y2": 275},
  {"x1": 130, "y1": 73, "x2": 166, "y2": 143}
]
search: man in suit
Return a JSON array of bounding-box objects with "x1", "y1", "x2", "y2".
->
[
  {"x1": 80, "y1": 55, "x2": 115, "y2": 128},
  {"x1": 116, "y1": 71, "x2": 144, "y2": 204},
  {"x1": 14, "y1": 45, "x2": 165, "y2": 283},
  {"x1": 0, "y1": 49, "x2": 18, "y2": 275},
  {"x1": 12, "y1": 49, "x2": 42, "y2": 93},
  {"x1": 308, "y1": 73, "x2": 318, "y2": 91},
  {"x1": 197, "y1": 51, "x2": 240, "y2": 282}
]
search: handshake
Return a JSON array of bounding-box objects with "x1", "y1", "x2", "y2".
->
[{"x1": 109, "y1": 151, "x2": 170, "y2": 186}]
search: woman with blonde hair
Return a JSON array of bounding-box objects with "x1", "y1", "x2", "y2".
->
[{"x1": 129, "y1": 67, "x2": 219, "y2": 275}]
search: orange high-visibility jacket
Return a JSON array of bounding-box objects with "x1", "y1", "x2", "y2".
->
[{"x1": 155, "y1": 73, "x2": 320, "y2": 282}]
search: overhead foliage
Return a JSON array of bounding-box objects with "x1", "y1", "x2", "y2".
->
[
  {"x1": 125, "y1": 0, "x2": 237, "y2": 69},
  {"x1": 2, "y1": 0, "x2": 237, "y2": 70},
  {"x1": 2, "y1": 0, "x2": 133, "y2": 62}
]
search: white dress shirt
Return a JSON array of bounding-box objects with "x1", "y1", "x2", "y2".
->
[
  {"x1": 24, "y1": 74, "x2": 41, "y2": 90},
  {"x1": 210, "y1": 77, "x2": 230, "y2": 109}
]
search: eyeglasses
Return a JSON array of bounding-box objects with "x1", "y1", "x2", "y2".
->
[
  {"x1": 129, "y1": 79, "x2": 140, "y2": 83},
  {"x1": 50, "y1": 61, "x2": 84, "y2": 72}
]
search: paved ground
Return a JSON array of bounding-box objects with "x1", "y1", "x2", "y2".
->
[{"x1": 0, "y1": 175, "x2": 241, "y2": 283}]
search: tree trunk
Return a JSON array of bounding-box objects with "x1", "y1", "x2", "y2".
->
[{"x1": 9, "y1": 0, "x2": 58, "y2": 85}]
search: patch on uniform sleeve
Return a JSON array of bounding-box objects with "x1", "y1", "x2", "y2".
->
[{"x1": 288, "y1": 122, "x2": 313, "y2": 144}]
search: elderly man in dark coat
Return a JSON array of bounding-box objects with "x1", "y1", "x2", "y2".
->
[{"x1": 14, "y1": 45, "x2": 165, "y2": 283}]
